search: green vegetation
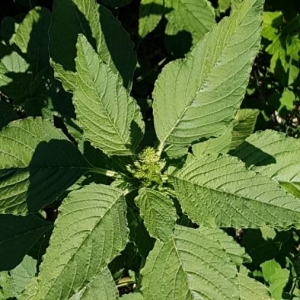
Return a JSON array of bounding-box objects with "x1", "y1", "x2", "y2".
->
[{"x1": 0, "y1": 0, "x2": 300, "y2": 299}]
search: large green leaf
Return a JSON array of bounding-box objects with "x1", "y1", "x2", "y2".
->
[
  {"x1": 233, "y1": 130, "x2": 300, "y2": 198},
  {"x1": 135, "y1": 188, "x2": 177, "y2": 241},
  {"x1": 139, "y1": 0, "x2": 164, "y2": 38},
  {"x1": 49, "y1": 0, "x2": 136, "y2": 90},
  {"x1": 14, "y1": 7, "x2": 51, "y2": 73},
  {"x1": 173, "y1": 153, "x2": 300, "y2": 228},
  {"x1": 141, "y1": 225, "x2": 249, "y2": 300},
  {"x1": 153, "y1": 0, "x2": 263, "y2": 156},
  {"x1": 21, "y1": 184, "x2": 128, "y2": 300},
  {"x1": 74, "y1": 35, "x2": 144, "y2": 156},
  {"x1": 0, "y1": 118, "x2": 88, "y2": 214},
  {"x1": 0, "y1": 214, "x2": 52, "y2": 271},
  {"x1": 164, "y1": 0, "x2": 215, "y2": 57}
]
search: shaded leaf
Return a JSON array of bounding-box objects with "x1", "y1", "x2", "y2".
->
[
  {"x1": 0, "y1": 214, "x2": 52, "y2": 271},
  {"x1": 0, "y1": 118, "x2": 88, "y2": 214},
  {"x1": 233, "y1": 130, "x2": 300, "y2": 198},
  {"x1": 14, "y1": 7, "x2": 51, "y2": 73},
  {"x1": 139, "y1": 0, "x2": 164, "y2": 38},
  {"x1": 164, "y1": 0, "x2": 215, "y2": 57},
  {"x1": 49, "y1": 0, "x2": 136, "y2": 90}
]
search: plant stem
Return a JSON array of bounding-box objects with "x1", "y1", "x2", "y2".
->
[{"x1": 88, "y1": 167, "x2": 119, "y2": 178}]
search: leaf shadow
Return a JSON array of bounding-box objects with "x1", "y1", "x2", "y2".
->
[
  {"x1": 231, "y1": 141, "x2": 276, "y2": 167},
  {"x1": 27, "y1": 139, "x2": 86, "y2": 212},
  {"x1": 165, "y1": 29, "x2": 193, "y2": 58}
]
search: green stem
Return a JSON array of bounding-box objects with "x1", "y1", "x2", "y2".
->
[{"x1": 88, "y1": 167, "x2": 119, "y2": 178}]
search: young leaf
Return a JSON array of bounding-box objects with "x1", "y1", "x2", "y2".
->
[
  {"x1": 0, "y1": 118, "x2": 88, "y2": 214},
  {"x1": 49, "y1": 0, "x2": 136, "y2": 90},
  {"x1": 153, "y1": 0, "x2": 263, "y2": 155},
  {"x1": 74, "y1": 34, "x2": 144, "y2": 156},
  {"x1": 139, "y1": 0, "x2": 164, "y2": 38},
  {"x1": 10, "y1": 255, "x2": 37, "y2": 295},
  {"x1": 21, "y1": 184, "x2": 128, "y2": 300},
  {"x1": 238, "y1": 273, "x2": 273, "y2": 300},
  {"x1": 173, "y1": 153, "x2": 300, "y2": 229},
  {"x1": 135, "y1": 188, "x2": 177, "y2": 241},
  {"x1": 261, "y1": 260, "x2": 289, "y2": 300},
  {"x1": 164, "y1": 0, "x2": 215, "y2": 57},
  {"x1": 141, "y1": 225, "x2": 242, "y2": 300},
  {"x1": 14, "y1": 7, "x2": 51, "y2": 73},
  {"x1": 68, "y1": 267, "x2": 118, "y2": 300},
  {"x1": 233, "y1": 130, "x2": 300, "y2": 198},
  {"x1": 0, "y1": 214, "x2": 52, "y2": 271}
]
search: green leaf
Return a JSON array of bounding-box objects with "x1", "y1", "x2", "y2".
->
[
  {"x1": 135, "y1": 188, "x2": 177, "y2": 241},
  {"x1": 238, "y1": 273, "x2": 273, "y2": 300},
  {"x1": 261, "y1": 260, "x2": 289, "y2": 300},
  {"x1": 139, "y1": 0, "x2": 164, "y2": 38},
  {"x1": 0, "y1": 214, "x2": 52, "y2": 271},
  {"x1": 0, "y1": 43, "x2": 32, "y2": 99},
  {"x1": 49, "y1": 0, "x2": 136, "y2": 90},
  {"x1": 279, "y1": 88, "x2": 295, "y2": 111},
  {"x1": 21, "y1": 184, "x2": 128, "y2": 300},
  {"x1": 10, "y1": 255, "x2": 37, "y2": 294},
  {"x1": 0, "y1": 118, "x2": 88, "y2": 214},
  {"x1": 14, "y1": 7, "x2": 51, "y2": 73},
  {"x1": 141, "y1": 225, "x2": 242, "y2": 300},
  {"x1": 153, "y1": 0, "x2": 263, "y2": 155},
  {"x1": 233, "y1": 130, "x2": 300, "y2": 198},
  {"x1": 173, "y1": 153, "x2": 300, "y2": 228},
  {"x1": 164, "y1": 0, "x2": 215, "y2": 57},
  {"x1": 69, "y1": 267, "x2": 118, "y2": 300},
  {"x1": 74, "y1": 34, "x2": 144, "y2": 156}
]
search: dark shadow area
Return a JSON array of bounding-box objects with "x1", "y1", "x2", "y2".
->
[
  {"x1": 129, "y1": 120, "x2": 145, "y2": 152},
  {"x1": 165, "y1": 30, "x2": 192, "y2": 58},
  {"x1": 49, "y1": 0, "x2": 97, "y2": 74},
  {"x1": 99, "y1": 5, "x2": 136, "y2": 89},
  {"x1": 27, "y1": 139, "x2": 87, "y2": 212},
  {"x1": 241, "y1": 228, "x2": 294, "y2": 270},
  {"x1": 0, "y1": 101, "x2": 18, "y2": 129},
  {"x1": 0, "y1": 214, "x2": 52, "y2": 271},
  {"x1": 230, "y1": 141, "x2": 276, "y2": 167}
]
